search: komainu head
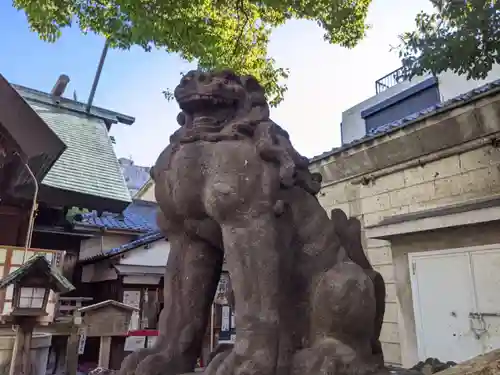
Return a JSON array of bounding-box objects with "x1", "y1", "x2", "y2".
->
[{"x1": 174, "y1": 69, "x2": 265, "y2": 116}]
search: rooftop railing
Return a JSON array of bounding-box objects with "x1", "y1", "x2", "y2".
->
[{"x1": 375, "y1": 66, "x2": 407, "y2": 94}]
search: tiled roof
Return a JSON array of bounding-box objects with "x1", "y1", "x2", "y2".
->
[
  {"x1": 28, "y1": 102, "x2": 132, "y2": 205},
  {"x1": 106, "y1": 231, "x2": 164, "y2": 256},
  {"x1": 119, "y1": 158, "x2": 151, "y2": 196},
  {"x1": 310, "y1": 78, "x2": 500, "y2": 163},
  {"x1": 79, "y1": 230, "x2": 164, "y2": 263},
  {"x1": 74, "y1": 200, "x2": 159, "y2": 233},
  {"x1": 13, "y1": 83, "x2": 135, "y2": 126},
  {"x1": 0, "y1": 254, "x2": 75, "y2": 293},
  {"x1": 78, "y1": 299, "x2": 139, "y2": 313}
]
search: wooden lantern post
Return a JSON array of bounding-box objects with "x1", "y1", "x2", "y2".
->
[{"x1": 0, "y1": 255, "x2": 75, "y2": 375}]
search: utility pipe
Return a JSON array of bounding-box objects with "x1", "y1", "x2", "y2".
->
[
  {"x1": 86, "y1": 39, "x2": 110, "y2": 113},
  {"x1": 14, "y1": 153, "x2": 38, "y2": 263}
]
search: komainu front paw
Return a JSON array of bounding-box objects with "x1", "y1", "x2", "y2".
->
[
  {"x1": 135, "y1": 353, "x2": 178, "y2": 375},
  {"x1": 205, "y1": 350, "x2": 235, "y2": 375},
  {"x1": 118, "y1": 348, "x2": 155, "y2": 375},
  {"x1": 118, "y1": 349, "x2": 183, "y2": 375},
  {"x1": 206, "y1": 343, "x2": 279, "y2": 375},
  {"x1": 291, "y1": 338, "x2": 381, "y2": 375}
]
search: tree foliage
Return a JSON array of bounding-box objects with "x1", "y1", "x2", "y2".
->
[
  {"x1": 13, "y1": 0, "x2": 372, "y2": 106},
  {"x1": 399, "y1": 0, "x2": 500, "y2": 80}
]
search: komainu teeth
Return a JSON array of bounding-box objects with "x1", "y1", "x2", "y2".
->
[{"x1": 181, "y1": 92, "x2": 235, "y2": 107}]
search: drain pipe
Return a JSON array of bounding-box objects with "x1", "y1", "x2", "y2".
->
[
  {"x1": 86, "y1": 39, "x2": 110, "y2": 113},
  {"x1": 14, "y1": 153, "x2": 38, "y2": 263}
]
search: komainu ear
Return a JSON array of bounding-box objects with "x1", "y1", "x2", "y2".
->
[
  {"x1": 331, "y1": 209, "x2": 371, "y2": 270},
  {"x1": 330, "y1": 208, "x2": 349, "y2": 234},
  {"x1": 177, "y1": 112, "x2": 187, "y2": 126},
  {"x1": 241, "y1": 75, "x2": 264, "y2": 94}
]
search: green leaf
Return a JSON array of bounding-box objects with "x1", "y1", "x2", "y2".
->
[
  {"x1": 12, "y1": 0, "x2": 373, "y2": 106},
  {"x1": 398, "y1": 0, "x2": 500, "y2": 81}
]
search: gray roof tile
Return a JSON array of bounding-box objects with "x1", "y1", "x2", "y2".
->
[{"x1": 29, "y1": 102, "x2": 131, "y2": 204}]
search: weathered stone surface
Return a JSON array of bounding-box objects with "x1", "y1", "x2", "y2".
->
[
  {"x1": 431, "y1": 350, "x2": 500, "y2": 375},
  {"x1": 118, "y1": 70, "x2": 385, "y2": 375},
  {"x1": 89, "y1": 368, "x2": 117, "y2": 375},
  {"x1": 410, "y1": 358, "x2": 457, "y2": 375}
]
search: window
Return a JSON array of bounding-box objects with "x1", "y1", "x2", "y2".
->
[{"x1": 18, "y1": 287, "x2": 46, "y2": 309}]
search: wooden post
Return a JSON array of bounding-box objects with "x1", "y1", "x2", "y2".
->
[
  {"x1": 98, "y1": 336, "x2": 112, "y2": 368},
  {"x1": 21, "y1": 323, "x2": 34, "y2": 374},
  {"x1": 65, "y1": 329, "x2": 79, "y2": 375},
  {"x1": 8, "y1": 325, "x2": 24, "y2": 375}
]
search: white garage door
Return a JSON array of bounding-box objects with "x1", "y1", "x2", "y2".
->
[{"x1": 410, "y1": 245, "x2": 500, "y2": 363}]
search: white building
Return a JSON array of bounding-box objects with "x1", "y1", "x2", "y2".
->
[{"x1": 341, "y1": 65, "x2": 500, "y2": 145}]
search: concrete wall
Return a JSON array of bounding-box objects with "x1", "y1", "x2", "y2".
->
[
  {"x1": 81, "y1": 260, "x2": 118, "y2": 282},
  {"x1": 341, "y1": 64, "x2": 500, "y2": 144},
  {"x1": 134, "y1": 180, "x2": 156, "y2": 202},
  {"x1": 81, "y1": 239, "x2": 170, "y2": 283},
  {"x1": 79, "y1": 234, "x2": 135, "y2": 260},
  {"x1": 120, "y1": 240, "x2": 170, "y2": 267},
  {"x1": 310, "y1": 91, "x2": 500, "y2": 366},
  {"x1": 0, "y1": 333, "x2": 52, "y2": 375}
]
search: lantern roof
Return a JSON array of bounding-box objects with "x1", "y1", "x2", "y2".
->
[{"x1": 0, "y1": 254, "x2": 74, "y2": 294}]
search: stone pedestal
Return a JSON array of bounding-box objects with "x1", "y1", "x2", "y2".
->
[{"x1": 433, "y1": 349, "x2": 500, "y2": 375}]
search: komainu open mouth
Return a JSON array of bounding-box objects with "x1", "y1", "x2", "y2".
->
[{"x1": 178, "y1": 93, "x2": 237, "y2": 113}]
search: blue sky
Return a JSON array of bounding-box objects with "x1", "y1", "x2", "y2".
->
[{"x1": 0, "y1": 0, "x2": 433, "y2": 166}]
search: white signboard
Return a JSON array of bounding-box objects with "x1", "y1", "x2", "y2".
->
[
  {"x1": 147, "y1": 336, "x2": 157, "y2": 348},
  {"x1": 77, "y1": 328, "x2": 87, "y2": 355},
  {"x1": 214, "y1": 273, "x2": 230, "y2": 305},
  {"x1": 221, "y1": 305, "x2": 230, "y2": 331},
  {"x1": 123, "y1": 290, "x2": 141, "y2": 308},
  {"x1": 123, "y1": 290, "x2": 141, "y2": 330},
  {"x1": 124, "y1": 336, "x2": 146, "y2": 352}
]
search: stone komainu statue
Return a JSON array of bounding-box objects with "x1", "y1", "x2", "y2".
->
[{"x1": 118, "y1": 70, "x2": 387, "y2": 375}]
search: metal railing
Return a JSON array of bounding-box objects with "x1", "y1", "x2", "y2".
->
[{"x1": 375, "y1": 67, "x2": 407, "y2": 94}]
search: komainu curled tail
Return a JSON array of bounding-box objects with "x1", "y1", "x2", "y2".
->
[{"x1": 330, "y1": 208, "x2": 386, "y2": 366}]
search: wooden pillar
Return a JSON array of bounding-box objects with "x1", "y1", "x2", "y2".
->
[
  {"x1": 98, "y1": 336, "x2": 112, "y2": 368},
  {"x1": 65, "y1": 329, "x2": 79, "y2": 375},
  {"x1": 21, "y1": 324, "x2": 33, "y2": 374},
  {"x1": 9, "y1": 318, "x2": 36, "y2": 375}
]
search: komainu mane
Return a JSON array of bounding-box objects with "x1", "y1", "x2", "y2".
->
[{"x1": 118, "y1": 70, "x2": 387, "y2": 375}]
